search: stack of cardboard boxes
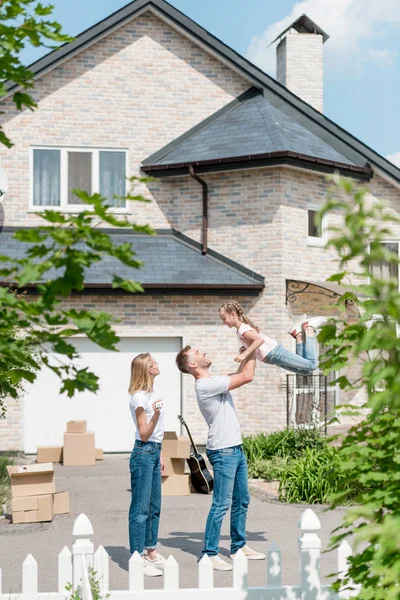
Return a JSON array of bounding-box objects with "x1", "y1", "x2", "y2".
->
[
  {"x1": 37, "y1": 421, "x2": 103, "y2": 466},
  {"x1": 161, "y1": 431, "x2": 191, "y2": 496},
  {"x1": 7, "y1": 463, "x2": 69, "y2": 524}
]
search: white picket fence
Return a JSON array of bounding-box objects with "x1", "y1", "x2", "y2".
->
[{"x1": 0, "y1": 509, "x2": 359, "y2": 600}]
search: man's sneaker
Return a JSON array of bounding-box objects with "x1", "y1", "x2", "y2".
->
[
  {"x1": 230, "y1": 545, "x2": 266, "y2": 560},
  {"x1": 302, "y1": 316, "x2": 328, "y2": 334},
  {"x1": 208, "y1": 554, "x2": 233, "y2": 571},
  {"x1": 142, "y1": 557, "x2": 163, "y2": 577},
  {"x1": 145, "y1": 552, "x2": 167, "y2": 568},
  {"x1": 288, "y1": 314, "x2": 307, "y2": 338}
]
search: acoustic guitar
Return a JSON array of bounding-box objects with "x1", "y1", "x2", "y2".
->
[{"x1": 178, "y1": 414, "x2": 214, "y2": 494}]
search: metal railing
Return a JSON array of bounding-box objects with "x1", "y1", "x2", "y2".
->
[{"x1": 286, "y1": 374, "x2": 335, "y2": 435}]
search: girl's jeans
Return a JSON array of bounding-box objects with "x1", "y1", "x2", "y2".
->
[{"x1": 265, "y1": 337, "x2": 318, "y2": 375}]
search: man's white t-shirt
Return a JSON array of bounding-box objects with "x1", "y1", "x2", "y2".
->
[
  {"x1": 195, "y1": 376, "x2": 242, "y2": 450},
  {"x1": 129, "y1": 390, "x2": 164, "y2": 444}
]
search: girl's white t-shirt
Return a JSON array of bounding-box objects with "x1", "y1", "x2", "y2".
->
[
  {"x1": 236, "y1": 323, "x2": 278, "y2": 361},
  {"x1": 129, "y1": 390, "x2": 165, "y2": 444}
]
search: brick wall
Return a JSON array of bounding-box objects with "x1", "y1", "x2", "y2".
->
[{"x1": 1, "y1": 8, "x2": 400, "y2": 450}]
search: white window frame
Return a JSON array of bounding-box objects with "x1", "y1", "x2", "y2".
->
[
  {"x1": 307, "y1": 208, "x2": 328, "y2": 247},
  {"x1": 29, "y1": 146, "x2": 129, "y2": 213}
]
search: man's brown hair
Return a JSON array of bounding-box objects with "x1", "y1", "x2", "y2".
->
[{"x1": 176, "y1": 345, "x2": 192, "y2": 374}]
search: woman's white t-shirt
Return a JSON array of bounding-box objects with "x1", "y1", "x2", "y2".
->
[{"x1": 129, "y1": 390, "x2": 165, "y2": 443}]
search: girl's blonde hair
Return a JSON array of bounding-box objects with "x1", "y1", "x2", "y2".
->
[
  {"x1": 128, "y1": 353, "x2": 154, "y2": 395},
  {"x1": 219, "y1": 300, "x2": 260, "y2": 333}
]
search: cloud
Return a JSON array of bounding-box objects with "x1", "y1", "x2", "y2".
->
[
  {"x1": 246, "y1": 0, "x2": 400, "y2": 75},
  {"x1": 386, "y1": 153, "x2": 400, "y2": 168}
]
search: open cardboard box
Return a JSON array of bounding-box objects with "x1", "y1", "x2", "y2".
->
[
  {"x1": 162, "y1": 432, "x2": 190, "y2": 459},
  {"x1": 7, "y1": 463, "x2": 55, "y2": 498}
]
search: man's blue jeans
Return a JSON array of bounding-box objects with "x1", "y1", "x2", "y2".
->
[
  {"x1": 203, "y1": 445, "x2": 250, "y2": 556},
  {"x1": 129, "y1": 440, "x2": 161, "y2": 555},
  {"x1": 265, "y1": 337, "x2": 318, "y2": 375}
]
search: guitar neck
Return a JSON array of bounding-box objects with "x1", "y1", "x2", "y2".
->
[{"x1": 179, "y1": 416, "x2": 198, "y2": 454}]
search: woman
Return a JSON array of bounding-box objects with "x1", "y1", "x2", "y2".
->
[{"x1": 128, "y1": 353, "x2": 166, "y2": 577}]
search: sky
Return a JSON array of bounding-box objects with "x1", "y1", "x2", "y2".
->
[{"x1": 20, "y1": 0, "x2": 400, "y2": 167}]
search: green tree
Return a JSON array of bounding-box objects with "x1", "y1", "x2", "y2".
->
[
  {"x1": 317, "y1": 176, "x2": 400, "y2": 599},
  {"x1": 0, "y1": 1, "x2": 154, "y2": 413},
  {"x1": 0, "y1": 0, "x2": 72, "y2": 148}
]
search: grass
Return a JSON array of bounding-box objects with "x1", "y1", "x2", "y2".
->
[{"x1": 0, "y1": 454, "x2": 16, "y2": 510}]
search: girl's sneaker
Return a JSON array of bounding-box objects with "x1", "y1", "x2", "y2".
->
[
  {"x1": 288, "y1": 314, "x2": 307, "y2": 338},
  {"x1": 302, "y1": 316, "x2": 328, "y2": 333}
]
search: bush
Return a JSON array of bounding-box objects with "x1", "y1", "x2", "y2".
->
[
  {"x1": 242, "y1": 428, "x2": 327, "y2": 463},
  {"x1": 277, "y1": 446, "x2": 346, "y2": 504},
  {"x1": 247, "y1": 456, "x2": 287, "y2": 480},
  {"x1": 0, "y1": 454, "x2": 15, "y2": 509}
]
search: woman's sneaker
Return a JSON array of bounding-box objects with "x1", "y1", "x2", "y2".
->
[
  {"x1": 288, "y1": 314, "x2": 307, "y2": 338},
  {"x1": 302, "y1": 316, "x2": 328, "y2": 333},
  {"x1": 145, "y1": 552, "x2": 167, "y2": 568},
  {"x1": 142, "y1": 557, "x2": 163, "y2": 577},
  {"x1": 208, "y1": 554, "x2": 233, "y2": 571}
]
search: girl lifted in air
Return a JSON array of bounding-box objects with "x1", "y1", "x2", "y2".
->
[{"x1": 219, "y1": 300, "x2": 327, "y2": 375}]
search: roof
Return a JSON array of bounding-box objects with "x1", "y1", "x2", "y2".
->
[
  {"x1": 270, "y1": 14, "x2": 330, "y2": 45},
  {"x1": 4, "y1": 0, "x2": 400, "y2": 185},
  {"x1": 142, "y1": 87, "x2": 371, "y2": 179},
  {"x1": 0, "y1": 228, "x2": 264, "y2": 295}
]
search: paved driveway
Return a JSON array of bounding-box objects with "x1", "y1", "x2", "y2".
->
[{"x1": 0, "y1": 455, "x2": 346, "y2": 593}]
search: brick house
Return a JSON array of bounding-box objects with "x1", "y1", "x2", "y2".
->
[{"x1": 1, "y1": 2, "x2": 399, "y2": 452}]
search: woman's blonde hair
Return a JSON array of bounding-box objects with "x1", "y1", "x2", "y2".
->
[
  {"x1": 128, "y1": 353, "x2": 154, "y2": 395},
  {"x1": 219, "y1": 300, "x2": 260, "y2": 333}
]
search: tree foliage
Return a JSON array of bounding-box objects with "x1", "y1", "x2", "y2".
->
[
  {"x1": 0, "y1": 0, "x2": 72, "y2": 147},
  {"x1": 317, "y1": 176, "x2": 400, "y2": 599}
]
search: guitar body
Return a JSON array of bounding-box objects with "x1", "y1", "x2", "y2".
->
[
  {"x1": 178, "y1": 415, "x2": 214, "y2": 495},
  {"x1": 187, "y1": 452, "x2": 214, "y2": 494}
]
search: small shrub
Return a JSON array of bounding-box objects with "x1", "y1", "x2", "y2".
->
[
  {"x1": 247, "y1": 456, "x2": 287, "y2": 480},
  {"x1": 0, "y1": 454, "x2": 15, "y2": 509},
  {"x1": 242, "y1": 428, "x2": 327, "y2": 463},
  {"x1": 278, "y1": 446, "x2": 346, "y2": 504}
]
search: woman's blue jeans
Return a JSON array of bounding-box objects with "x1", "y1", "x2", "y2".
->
[
  {"x1": 203, "y1": 445, "x2": 250, "y2": 556},
  {"x1": 129, "y1": 440, "x2": 161, "y2": 555},
  {"x1": 265, "y1": 337, "x2": 318, "y2": 375}
]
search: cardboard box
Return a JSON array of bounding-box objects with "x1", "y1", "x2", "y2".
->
[
  {"x1": 161, "y1": 475, "x2": 190, "y2": 496},
  {"x1": 12, "y1": 494, "x2": 54, "y2": 524},
  {"x1": 7, "y1": 463, "x2": 56, "y2": 498},
  {"x1": 11, "y1": 495, "x2": 39, "y2": 512},
  {"x1": 37, "y1": 446, "x2": 63, "y2": 464},
  {"x1": 162, "y1": 432, "x2": 190, "y2": 459},
  {"x1": 95, "y1": 448, "x2": 104, "y2": 461},
  {"x1": 53, "y1": 491, "x2": 70, "y2": 515},
  {"x1": 66, "y1": 420, "x2": 87, "y2": 434},
  {"x1": 163, "y1": 457, "x2": 186, "y2": 477},
  {"x1": 63, "y1": 432, "x2": 95, "y2": 466}
]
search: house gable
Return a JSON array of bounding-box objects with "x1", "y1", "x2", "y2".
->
[{"x1": 3, "y1": 0, "x2": 400, "y2": 186}]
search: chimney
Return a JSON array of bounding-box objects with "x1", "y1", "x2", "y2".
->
[{"x1": 273, "y1": 14, "x2": 329, "y2": 113}]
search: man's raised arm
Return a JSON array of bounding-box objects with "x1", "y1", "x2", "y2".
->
[{"x1": 228, "y1": 351, "x2": 256, "y2": 391}]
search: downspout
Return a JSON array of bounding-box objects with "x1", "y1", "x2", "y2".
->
[{"x1": 189, "y1": 165, "x2": 208, "y2": 255}]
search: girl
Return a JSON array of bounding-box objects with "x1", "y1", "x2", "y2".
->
[
  {"x1": 128, "y1": 353, "x2": 166, "y2": 577},
  {"x1": 218, "y1": 301, "x2": 327, "y2": 375}
]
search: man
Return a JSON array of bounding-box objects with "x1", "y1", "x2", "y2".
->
[{"x1": 175, "y1": 345, "x2": 265, "y2": 571}]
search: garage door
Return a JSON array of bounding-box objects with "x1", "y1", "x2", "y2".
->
[{"x1": 23, "y1": 337, "x2": 182, "y2": 453}]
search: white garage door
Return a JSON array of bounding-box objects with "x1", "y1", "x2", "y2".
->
[{"x1": 23, "y1": 337, "x2": 182, "y2": 453}]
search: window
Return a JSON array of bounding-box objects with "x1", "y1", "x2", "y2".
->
[
  {"x1": 307, "y1": 209, "x2": 327, "y2": 247},
  {"x1": 31, "y1": 147, "x2": 127, "y2": 209},
  {"x1": 370, "y1": 242, "x2": 399, "y2": 286}
]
